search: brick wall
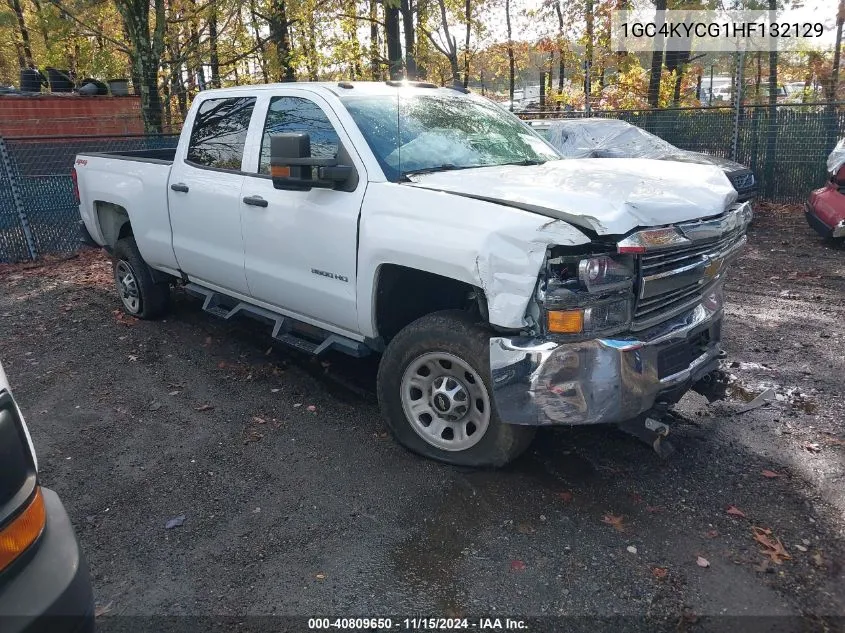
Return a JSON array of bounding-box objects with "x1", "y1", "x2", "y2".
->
[{"x1": 0, "y1": 95, "x2": 145, "y2": 138}]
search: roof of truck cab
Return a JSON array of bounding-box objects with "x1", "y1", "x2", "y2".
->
[{"x1": 195, "y1": 81, "x2": 469, "y2": 98}]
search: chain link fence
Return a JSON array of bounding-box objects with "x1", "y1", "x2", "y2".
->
[
  {"x1": 1, "y1": 103, "x2": 843, "y2": 263},
  {"x1": 0, "y1": 132, "x2": 179, "y2": 263}
]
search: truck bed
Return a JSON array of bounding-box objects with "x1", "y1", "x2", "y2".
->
[{"x1": 81, "y1": 148, "x2": 176, "y2": 164}]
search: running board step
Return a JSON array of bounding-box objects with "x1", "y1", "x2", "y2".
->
[{"x1": 184, "y1": 283, "x2": 370, "y2": 358}]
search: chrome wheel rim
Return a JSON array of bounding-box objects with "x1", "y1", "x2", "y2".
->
[
  {"x1": 115, "y1": 260, "x2": 140, "y2": 314},
  {"x1": 400, "y1": 351, "x2": 490, "y2": 452}
]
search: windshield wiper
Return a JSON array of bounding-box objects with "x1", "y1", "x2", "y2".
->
[
  {"x1": 499, "y1": 159, "x2": 546, "y2": 166},
  {"x1": 400, "y1": 164, "x2": 482, "y2": 179}
]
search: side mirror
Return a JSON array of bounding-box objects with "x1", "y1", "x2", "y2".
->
[{"x1": 270, "y1": 133, "x2": 353, "y2": 191}]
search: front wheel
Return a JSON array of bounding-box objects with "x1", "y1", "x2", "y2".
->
[{"x1": 376, "y1": 310, "x2": 535, "y2": 467}]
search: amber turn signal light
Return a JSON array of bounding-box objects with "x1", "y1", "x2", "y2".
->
[
  {"x1": 0, "y1": 487, "x2": 46, "y2": 573},
  {"x1": 270, "y1": 165, "x2": 291, "y2": 178},
  {"x1": 547, "y1": 309, "x2": 584, "y2": 334}
]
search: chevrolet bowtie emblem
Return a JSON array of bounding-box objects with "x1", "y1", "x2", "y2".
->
[{"x1": 703, "y1": 255, "x2": 722, "y2": 281}]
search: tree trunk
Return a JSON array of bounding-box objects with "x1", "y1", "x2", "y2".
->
[
  {"x1": 370, "y1": 0, "x2": 381, "y2": 79},
  {"x1": 347, "y1": 0, "x2": 364, "y2": 79},
  {"x1": 209, "y1": 2, "x2": 221, "y2": 88},
  {"x1": 462, "y1": 0, "x2": 471, "y2": 87},
  {"x1": 555, "y1": 0, "x2": 565, "y2": 111},
  {"x1": 433, "y1": 0, "x2": 459, "y2": 83},
  {"x1": 647, "y1": 0, "x2": 666, "y2": 107},
  {"x1": 415, "y1": 0, "x2": 428, "y2": 78},
  {"x1": 268, "y1": 0, "x2": 295, "y2": 82},
  {"x1": 585, "y1": 0, "x2": 594, "y2": 103},
  {"x1": 401, "y1": 0, "x2": 417, "y2": 79},
  {"x1": 505, "y1": 0, "x2": 514, "y2": 109},
  {"x1": 115, "y1": 0, "x2": 166, "y2": 132},
  {"x1": 831, "y1": 0, "x2": 845, "y2": 101},
  {"x1": 384, "y1": 1, "x2": 403, "y2": 79},
  {"x1": 7, "y1": 0, "x2": 34, "y2": 69},
  {"x1": 765, "y1": 0, "x2": 778, "y2": 198}
]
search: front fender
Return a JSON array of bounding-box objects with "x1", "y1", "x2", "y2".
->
[{"x1": 357, "y1": 183, "x2": 590, "y2": 337}]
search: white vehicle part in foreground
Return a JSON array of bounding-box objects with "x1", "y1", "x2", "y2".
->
[
  {"x1": 358, "y1": 182, "x2": 591, "y2": 333},
  {"x1": 0, "y1": 360, "x2": 37, "y2": 470},
  {"x1": 407, "y1": 158, "x2": 737, "y2": 236},
  {"x1": 827, "y1": 138, "x2": 845, "y2": 175}
]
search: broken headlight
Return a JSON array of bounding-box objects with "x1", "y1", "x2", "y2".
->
[{"x1": 538, "y1": 250, "x2": 635, "y2": 338}]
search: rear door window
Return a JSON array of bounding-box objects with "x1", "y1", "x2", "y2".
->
[{"x1": 186, "y1": 96, "x2": 256, "y2": 171}]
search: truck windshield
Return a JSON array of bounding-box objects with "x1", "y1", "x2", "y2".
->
[{"x1": 340, "y1": 92, "x2": 560, "y2": 181}]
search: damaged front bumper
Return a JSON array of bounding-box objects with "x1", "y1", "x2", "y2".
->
[{"x1": 489, "y1": 284, "x2": 724, "y2": 426}]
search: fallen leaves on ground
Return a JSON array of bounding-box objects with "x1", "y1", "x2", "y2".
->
[
  {"x1": 307, "y1": 405, "x2": 317, "y2": 412},
  {"x1": 193, "y1": 404, "x2": 214, "y2": 412},
  {"x1": 557, "y1": 491, "x2": 573, "y2": 503},
  {"x1": 315, "y1": 572, "x2": 326, "y2": 580},
  {"x1": 510, "y1": 560, "x2": 526, "y2": 572},
  {"x1": 244, "y1": 430, "x2": 264, "y2": 444},
  {"x1": 602, "y1": 514, "x2": 625, "y2": 532},
  {"x1": 630, "y1": 492, "x2": 643, "y2": 504},
  {"x1": 0, "y1": 249, "x2": 112, "y2": 288},
  {"x1": 705, "y1": 529, "x2": 719, "y2": 539},
  {"x1": 761, "y1": 469, "x2": 783, "y2": 479},
  {"x1": 112, "y1": 309, "x2": 138, "y2": 326},
  {"x1": 696, "y1": 556, "x2": 710, "y2": 568},
  {"x1": 517, "y1": 522, "x2": 535, "y2": 535},
  {"x1": 651, "y1": 567, "x2": 668, "y2": 579},
  {"x1": 752, "y1": 526, "x2": 791, "y2": 564},
  {"x1": 646, "y1": 506, "x2": 663, "y2": 514},
  {"x1": 726, "y1": 505, "x2": 746, "y2": 518}
]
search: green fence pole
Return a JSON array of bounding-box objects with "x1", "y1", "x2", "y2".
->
[{"x1": 0, "y1": 137, "x2": 37, "y2": 261}]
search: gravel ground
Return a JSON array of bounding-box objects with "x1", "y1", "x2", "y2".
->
[{"x1": 0, "y1": 204, "x2": 843, "y2": 632}]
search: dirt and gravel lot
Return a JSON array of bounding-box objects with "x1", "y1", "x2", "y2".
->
[{"x1": 1, "y1": 204, "x2": 844, "y2": 632}]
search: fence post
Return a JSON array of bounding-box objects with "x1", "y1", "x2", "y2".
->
[
  {"x1": 731, "y1": 50, "x2": 745, "y2": 162},
  {"x1": 0, "y1": 137, "x2": 37, "y2": 261}
]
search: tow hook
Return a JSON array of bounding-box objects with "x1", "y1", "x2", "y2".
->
[
  {"x1": 618, "y1": 409, "x2": 676, "y2": 460},
  {"x1": 644, "y1": 417, "x2": 674, "y2": 459},
  {"x1": 691, "y1": 367, "x2": 731, "y2": 403}
]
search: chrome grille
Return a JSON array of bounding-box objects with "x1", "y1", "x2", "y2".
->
[{"x1": 632, "y1": 226, "x2": 746, "y2": 331}]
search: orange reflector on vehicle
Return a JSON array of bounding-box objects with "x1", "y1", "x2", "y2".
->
[
  {"x1": 0, "y1": 487, "x2": 46, "y2": 572},
  {"x1": 547, "y1": 309, "x2": 584, "y2": 334},
  {"x1": 270, "y1": 165, "x2": 291, "y2": 178}
]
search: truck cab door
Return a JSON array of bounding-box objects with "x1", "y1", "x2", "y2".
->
[
  {"x1": 238, "y1": 93, "x2": 366, "y2": 334},
  {"x1": 168, "y1": 95, "x2": 257, "y2": 296}
]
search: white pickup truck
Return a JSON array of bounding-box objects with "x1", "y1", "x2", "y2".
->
[{"x1": 75, "y1": 81, "x2": 750, "y2": 467}]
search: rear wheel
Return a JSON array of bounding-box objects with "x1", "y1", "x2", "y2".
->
[
  {"x1": 377, "y1": 310, "x2": 535, "y2": 467},
  {"x1": 113, "y1": 237, "x2": 170, "y2": 319}
]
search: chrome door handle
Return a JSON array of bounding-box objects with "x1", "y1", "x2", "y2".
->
[
  {"x1": 170, "y1": 183, "x2": 189, "y2": 193},
  {"x1": 242, "y1": 195, "x2": 268, "y2": 208}
]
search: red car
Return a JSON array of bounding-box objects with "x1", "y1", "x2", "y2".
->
[{"x1": 806, "y1": 143, "x2": 845, "y2": 241}]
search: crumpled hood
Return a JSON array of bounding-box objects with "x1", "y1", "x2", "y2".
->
[{"x1": 408, "y1": 158, "x2": 738, "y2": 236}]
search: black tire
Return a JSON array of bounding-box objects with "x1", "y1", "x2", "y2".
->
[
  {"x1": 376, "y1": 310, "x2": 536, "y2": 467},
  {"x1": 112, "y1": 237, "x2": 170, "y2": 319}
]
